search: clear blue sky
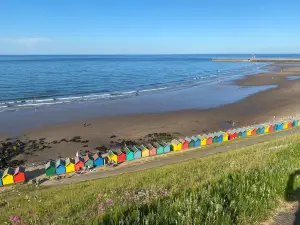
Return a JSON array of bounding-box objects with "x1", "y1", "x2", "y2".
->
[{"x1": 0, "y1": 0, "x2": 299, "y2": 54}]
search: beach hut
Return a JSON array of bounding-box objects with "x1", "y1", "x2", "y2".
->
[
  {"x1": 113, "y1": 149, "x2": 126, "y2": 163},
  {"x1": 2, "y1": 168, "x2": 14, "y2": 185},
  {"x1": 246, "y1": 127, "x2": 252, "y2": 136},
  {"x1": 292, "y1": 119, "x2": 298, "y2": 127},
  {"x1": 171, "y1": 139, "x2": 182, "y2": 151},
  {"x1": 154, "y1": 143, "x2": 164, "y2": 155},
  {"x1": 162, "y1": 142, "x2": 171, "y2": 153},
  {"x1": 288, "y1": 120, "x2": 293, "y2": 128},
  {"x1": 179, "y1": 138, "x2": 189, "y2": 149},
  {"x1": 268, "y1": 124, "x2": 274, "y2": 133},
  {"x1": 56, "y1": 159, "x2": 66, "y2": 175},
  {"x1": 13, "y1": 167, "x2": 26, "y2": 183},
  {"x1": 216, "y1": 132, "x2": 223, "y2": 143},
  {"x1": 204, "y1": 134, "x2": 213, "y2": 145},
  {"x1": 227, "y1": 130, "x2": 237, "y2": 140},
  {"x1": 284, "y1": 121, "x2": 289, "y2": 129},
  {"x1": 84, "y1": 154, "x2": 94, "y2": 168},
  {"x1": 45, "y1": 161, "x2": 56, "y2": 177},
  {"x1": 140, "y1": 145, "x2": 150, "y2": 157},
  {"x1": 108, "y1": 150, "x2": 118, "y2": 163},
  {"x1": 264, "y1": 124, "x2": 270, "y2": 133},
  {"x1": 222, "y1": 132, "x2": 229, "y2": 141},
  {"x1": 191, "y1": 136, "x2": 200, "y2": 147},
  {"x1": 147, "y1": 144, "x2": 157, "y2": 156},
  {"x1": 185, "y1": 137, "x2": 194, "y2": 148},
  {"x1": 198, "y1": 135, "x2": 207, "y2": 146},
  {"x1": 212, "y1": 133, "x2": 218, "y2": 144},
  {"x1": 65, "y1": 158, "x2": 76, "y2": 173},
  {"x1": 75, "y1": 156, "x2": 85, "y2": 171},
  {"x1": 0, "y1": 170, "x2": 3, "y2": 187},
  {"x1": 241, "y1": 128, "x2": 247, "y2": 137},
  {"x1": 251, "y1": 127, "x2": 257, "y2": 136},
  {"x1": 132, "y1": 146, "x2": 142, "y2": 159},
  {"x1": 93, "y1": 152, "x2": 105, "y2": 166},
  {"x1": 123, "y1": 146, "x2": 135, "y2": 161}
]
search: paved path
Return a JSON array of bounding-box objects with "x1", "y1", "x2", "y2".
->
[{"x1": 43, "y1": 127, "x2": 300, "y2": 186}]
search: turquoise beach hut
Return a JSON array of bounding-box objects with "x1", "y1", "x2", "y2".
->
[
  {"x1": 154, "y1": 143, "x2": 164, "y2": 155},
  {"x1": 123, "y1": 146, "x2": 135, "y2": 161},
  {"x1": 0, "y1": 170, "x2": 3, "y2": 186},
  {"x1": 132, "y1": 146, "x2": 142, "y2": 159},
  {"x1": 191, "y1": 136, "x2": 200, "y2": 147},
  {"x1": 292, "y1": 119, "x2": 299, "y2": 127},
  {"x1": 162, "y1": 142, "x2": 171, "y2": 153},
  {"x1": 217, "y1": 132, "x2": 223, "y2": 143},
  {"x1": 56, "y1": 159, "x2": 66, "y2": 175}
]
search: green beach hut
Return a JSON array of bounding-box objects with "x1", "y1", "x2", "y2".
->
[
  {"x1": 186, "y1": 137, "x2": 195, "y2": 148},
  {"x1": 0, "y1": 170, "x2": 3, "y2": 187},
  {"x1": 45, "y1": 161, "x2": 56, "y2": 177},
  {"x1": 123, "y1": 146, "x2": 135, "y2": 161},
  {"x1": 212, "y1": 133, "x2": 218, "y2": 144},
  {"x1": 154, "y1": 142, "x2": 164, "y2": 155},
  {"x1": 84, "y1": 154, "x2": 94, "y2": 168}
]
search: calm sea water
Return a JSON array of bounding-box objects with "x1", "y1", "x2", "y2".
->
[{"x1": 0, "y1": 54, "x2": 293, "y2": 113}]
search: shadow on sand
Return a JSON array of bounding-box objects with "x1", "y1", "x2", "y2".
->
[{"x1": 284, "y1": 170, "x2": 300, "y2": 225}]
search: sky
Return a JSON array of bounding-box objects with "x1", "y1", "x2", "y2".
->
[{"x1": 0, "y1": 0, "x2": 300, "y2": 54}]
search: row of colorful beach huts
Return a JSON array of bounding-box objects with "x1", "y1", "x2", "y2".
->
[
  {"x1": 1, "y1": 118, "x2": 299, "y2": 185},
  {"x1": 43, "y1": 118, "x2": 299, "y2": 177}
]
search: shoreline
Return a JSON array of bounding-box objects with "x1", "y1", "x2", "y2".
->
[{"x1": 2, "y1": 63, "x2": 300, "y2": 165}]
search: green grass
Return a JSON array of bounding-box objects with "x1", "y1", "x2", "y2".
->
[{"x1": 1, "y1": 133, "x2": 300, "y2": 224}]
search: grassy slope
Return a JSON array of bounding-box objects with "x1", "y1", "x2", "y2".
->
[{"x1": 1, "y1": 134, "x2": 300, "y2": 224}]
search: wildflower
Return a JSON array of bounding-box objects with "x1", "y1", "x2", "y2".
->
[
  {"x1": 106, "y1": 199, "x2": 113, "y2": 205},
  {"x1": 98, "y1": 193, "x2": 102, "y2": 199}
]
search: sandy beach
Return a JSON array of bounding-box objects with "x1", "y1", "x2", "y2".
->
[{"x1": 1, "y1": 64, "x2": 300, "y2": 165}]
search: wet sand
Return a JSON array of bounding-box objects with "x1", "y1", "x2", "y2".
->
[{"x1": 2, "y1": 64, "x2": 300, "y2": 164}]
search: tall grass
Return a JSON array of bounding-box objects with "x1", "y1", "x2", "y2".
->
[{"x1": 1, "y1": 134, "x2": 300, "y2": 224}]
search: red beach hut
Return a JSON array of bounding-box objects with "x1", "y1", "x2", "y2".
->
[
  {"x1": 204, "y1": 134, "x2": 213, "y2": 145},
  {"x1": 13, "y1": 167, "x2": 26, "y2": 183},
  {"x1": 288, "y1": 121, "x2": 292, "y2": 128},
  {"x1": 114, "y1": 149, "x2": 126, "y2": 163},
  {"x1": 268, "y1": 124, "x2": 274, "y2": 133},
  {"x1": 227, "y1": 130, "x2": 236, "y2": 140},
  {"x1": 147, "y1": 144, "x2": 157, "y2": 156},
  {"x1": 75, "y1": 156, "x2": 85, "y2": 171},
  {"x1": 251, "y1": 127, "x2": 257, "y2": 135},
  {"x1": 179, "y1": 138, "x2": 189, "y2": 149}
]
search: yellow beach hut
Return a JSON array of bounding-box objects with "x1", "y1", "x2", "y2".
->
[
  {"x1": 2, "y1": 168, "x2": 15, "y2": 185},
  {"x1": 198, "y1": 135, "x2": 206, "y2": 146},
  {"x1": 140, "y1": 145, "x2": 150, "y2": 157},
  {"x1": 246, "y1": 127, "x2": 253, "y2": 136},
  {"x1": 171, "y1": 139, "x2": 182, "y2": 151},
  {"x1": 222, "y1": 132, "x2": 229, "y2": 141},
  {"x1": 284, "y1": 121, "x2": 289, "y2": 129},
  {"x1": 65, "y1": 158, "x2": 75, "y2": 173},
  {"x1": 108, "y1": 150, "x2": 118, "y2": 163},
  {"x1": 264, "y1": 124, "x2": 270, "y2": 133}
]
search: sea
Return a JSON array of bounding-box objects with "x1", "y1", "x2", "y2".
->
[{"x1": 0, "y1": 54, "x2": 286, "y2": 113}]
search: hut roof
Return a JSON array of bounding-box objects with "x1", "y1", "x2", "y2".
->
[
  {"x1": 75, "y1": 156, "x2": 84, "y2": 164},
  {"x1": 113, "y1": 149, "x2": 123, "y2": 155},
  {"x1": 4, "y1": 168, "x2": 15, "y2": 176},
  {"x1": 197, "y1": 135, "x2": 205, "y2": 140},
  {"x1": 93, "y1": 152, "x2": 103, "y2": 160},
  {"x1": 161, "y1": 141, "x2": 170, "y2": 147},
  {"x1": 14, "y1": 167, "x2": 25, "y2": 175},
  {"x1": 123, "y1": 147, "x2": 132, "y2": 154},
  {"x1": 147, "y1": 144, "x2": 154, "y2": 149},
  {"x1": 56, "y1": 159, "x2": 66, "y2": 167},
  {"x1": 84, "y1": 154, "x2": 92, "y2": 162},
  {"x1": 171, "y1": 139, "x2": 180, "y2": 145},
  {"x1": 131, "y1": 146, "x2": 140, "y2": 152},
  {"x1": 153, "y1": 142, "x2": 162, "y2": 148},
  {"x1": 185, "y1": 137, "x2": 192, "y2": 142},
  {"x1": 108, "y1": 150, "x2": 117, "y2": 158},
  {"x1": 45, "y1": 161, "x2": 55, "y2": 169},
  {"x1": 191, "y1": 136, "x2": 199, "y2": 142},
  {"x1": 178, "y1": 138, "x2": 186, "y2": 144},
  {"x1": 140, "y1": 145, "x2": 148, "y2": 150},
  {"x1": 66, "y1": 158, "x2": 75, "y2": 165}
]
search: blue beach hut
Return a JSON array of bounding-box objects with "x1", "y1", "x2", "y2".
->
[
  {"x1": 216, "y1": 132, "x2": 223, "y2": 143},
  {"x1": 240, "y1": 128, "x2": 246, "y2": 137},
  {"x1": 292, "y1": 119, "x2": 299, "y2": 127},
  {"x1": 191, "y1": 136, "x2": 200, "y2": 147},
  {"x1": 56, "y1": 159, "x2": 66, "y2": 175},
  {"x1": 260, "y1": 125, "x2": 265, "y2": 134},
  {"x1": 162, "y1": 142, "x2": 171, "y2": 153},
  {"x1": 132, "y1": 146, "x2": 142, "y2": 159},
  {"x1": 93, "y1": 152, "x2": 104, "y2": 167},
  {"x1": 0, "y1": 170, "x2": 3, "y2": 187}
]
